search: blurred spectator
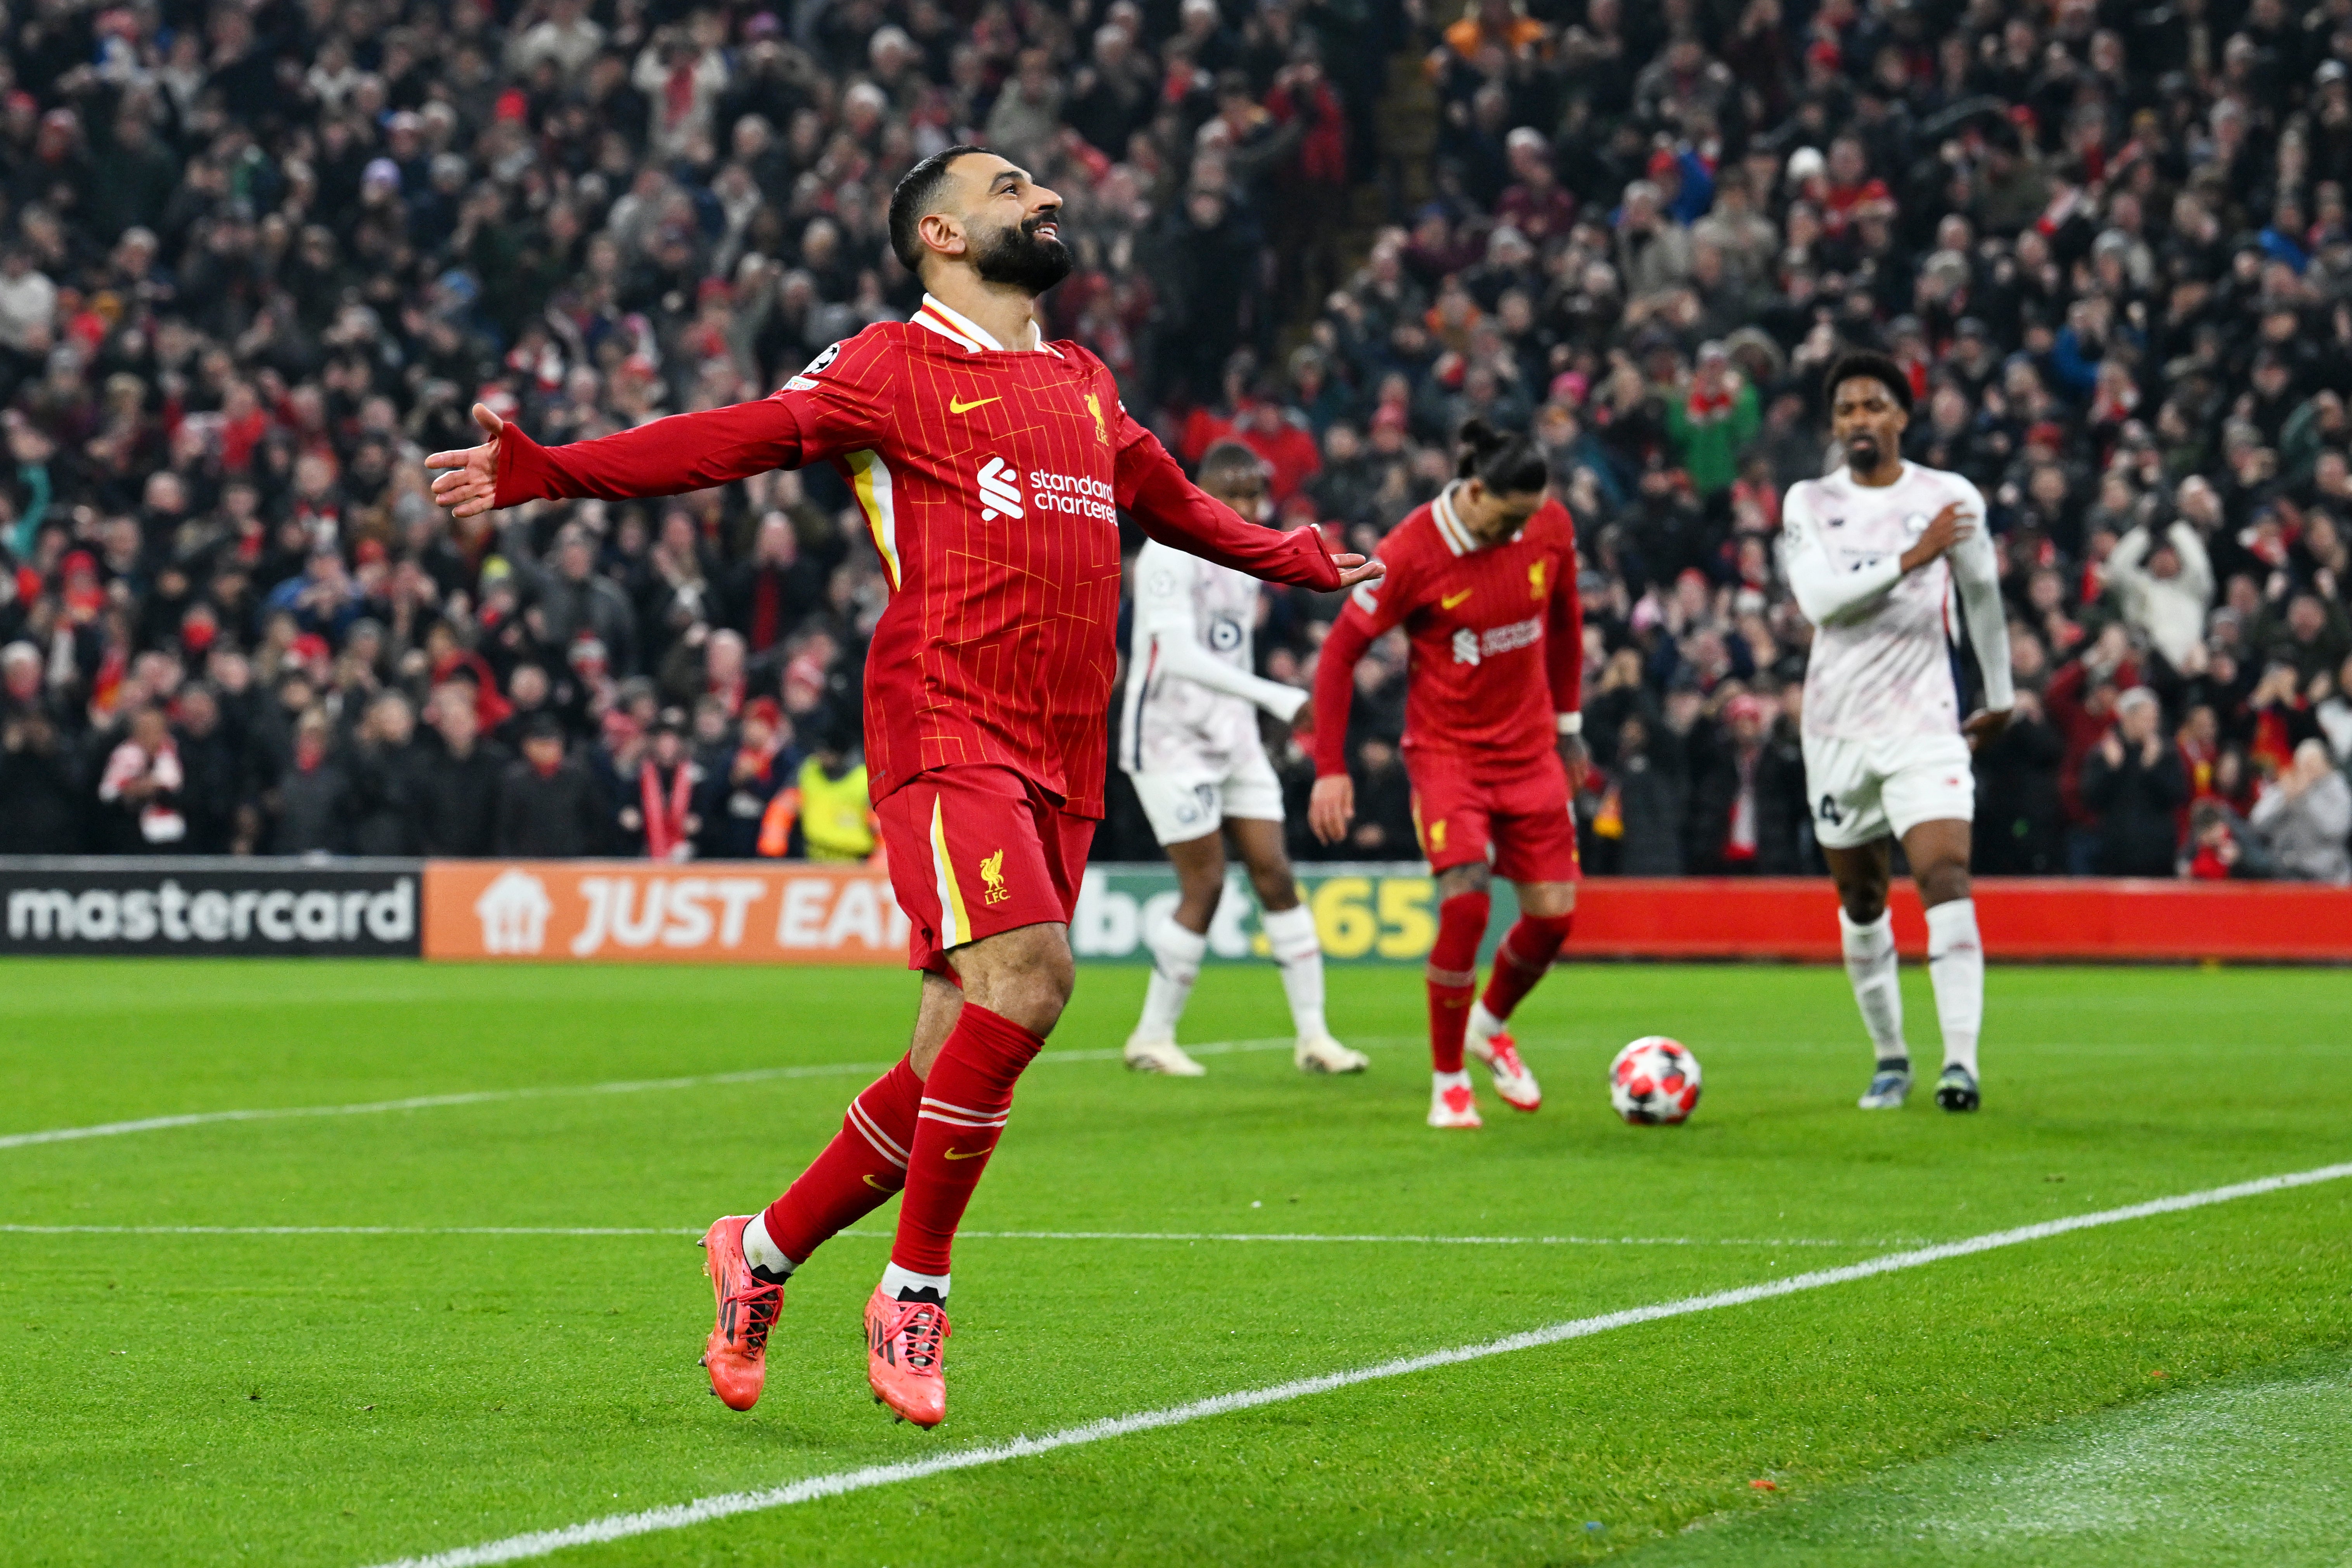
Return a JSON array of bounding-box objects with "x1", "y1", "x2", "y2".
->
[
  {"x1": 792, "y1": 733, "x2": 876, "y2": 863},
  {"x1": 495, "y1": 717, "x2": 606, "y2": 858},
  {"x1": 2107, "y1": 520, "x2": 2214, "y2": 672},
  {"x1": 2250, "y1": 741, "x2": 2352, "y2": 884},
  {"x1": 2079, "y1": 689, "x2": 2189, "y2": 877},
  {"x1": 0, "y1": 702, "x2": 79, "y2": 853},
  {"x1": 616, "y1": 715, "x2": 702, "y2": 861},
  {"x1": 1686, "y1": 693, "x2": 1804, "y2": 873},
  {"x1": 2185, "y1": 800, "x2": 2273, "y2": 881},
  {"x1": 419, "y1": 684, "x2": 508, "y2": 858},
  {"x1": 95, "y1": 707, "x2": 185, "y2": 854},
  {"x1": 270, "y1": 711, "x2": 350, "y2": 858},
  {"x1": 347, "y1": 692, "x2": 428, "y2": 858}
]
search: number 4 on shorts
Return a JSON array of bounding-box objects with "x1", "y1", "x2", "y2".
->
[{"x1": 1817, "y1": 793, "x2": 1843, "y2": 825}]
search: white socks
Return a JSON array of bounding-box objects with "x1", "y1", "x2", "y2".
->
[
  {"x1": 1138, "y1": 905, "x2": 1329, "y2": 1044},
  {"x1": 879, "y1": 1262, "x2": 949, "y2": 1302},
  {"x1": 1839, "y1": 909, "x2": 1908, "y2": 1066},
  {"x1": 1135, "y1": 918, "x2": 1207, "y2": 1042},
  {"x1": 741, "y1": 1212, "x2": 795, "y2": 1279},
  {"x1": 1925, "y1": 898, "x2": 1983, "y2": 1076},
  {"x1": 1261, "y1": 903, "x2": 1328, "y2": 1040}
]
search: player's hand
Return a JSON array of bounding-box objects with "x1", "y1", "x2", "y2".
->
[
  {"x1": 1898, "y1": 502, "x2": 1975, "y2": 574},
  {"x1": 1961, "y1": 708, "x2": 2011, "y2": 754},
  {"x1": 1331, "y1": 552, "x2": 1383, "y2": 590},
  {"x1": 1308, "y1": 774, "x2": 1354, "y2": 845},
  {"x1": 1559, "y1": 732, "x2": 1591, "y2": 791},
  {"x1": 425, "y1": 404, "x2": 508, "y2": 519}
]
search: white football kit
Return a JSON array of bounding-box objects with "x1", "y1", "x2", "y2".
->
[
  {"x1": 1781, "y1": 461, "x2": 2014, "y2": 850},
  {"x1": 1120, "y1": 539, "x2": 1307, "y2": 845}
]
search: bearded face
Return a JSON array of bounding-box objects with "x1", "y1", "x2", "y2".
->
[{"x1": 972, "y1": 208, "x2": 1072, "y2": 295}]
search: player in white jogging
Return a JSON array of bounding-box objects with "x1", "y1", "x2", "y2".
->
[
  {"x1": 1118, "y1": 441, "x2": 1368, "y2": 1078},
  {"x1": 1781, "y1": 352, "x2": 2014, "y2": 1113}
]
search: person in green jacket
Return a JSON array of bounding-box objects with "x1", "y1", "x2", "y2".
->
[{"x1": 1664, "y1": 341, "x2": 1760, "y2": 497}]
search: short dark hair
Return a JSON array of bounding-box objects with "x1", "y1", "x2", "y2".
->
[
  {"x1": 888, "y1": 144, "x2": 989, "y2": 273},
  {"x1": 1826, "y1": 350, "x2": 1914, "y2": 416},
  {"x1": 1455, "y1": 417, "x2": 1548, "y2": 493},
  {"x1": 1198, "y1": 441, "x2": 1267, "y2": 486}
]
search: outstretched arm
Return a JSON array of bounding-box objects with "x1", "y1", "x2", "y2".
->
[
  {"x1": 430, "y1": 335, "x2": 893, "y2": 517},
  {"x1": 1113, "y1": 417, "x2": 1379, "y2": 592},
  {"x1": 427, "y1": 401, "x2": 808, "y2": 516},
  {"x1": 1132, "y1": 547, "x2": 1309, "y2": 722}
]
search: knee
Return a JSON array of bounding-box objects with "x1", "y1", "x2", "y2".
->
[
  {"x1": 1175, "y1": 877, "x2": 1224, "y2": 927},
  {"x1": 1918, "y1": 860, "x2": 1972, "y2": 907},
  {"x1": 1014, "y1": 945, "x2": 1076, "y2": 1026},
  {"x1": 1249, "y1": 865, "x2": 1298, "y2": 911},
  {"x1": 1437, "y1": 863, "x2": 1492, "y2": 903},
  {"x1": 1839, "y1": 884, "x2": 1889, "y2": 924}
]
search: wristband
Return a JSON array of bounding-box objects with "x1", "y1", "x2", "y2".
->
[{"x1": 1556, "y1": 712, "x2": 1582, "y2": 736}]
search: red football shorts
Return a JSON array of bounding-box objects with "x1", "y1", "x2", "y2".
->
[
  {"x1": 1406, "y1": 748, "x2": 1580, "y2": 883},
  {"x1": 874, "y1": 764, "x2": 1097, "y2": 974}
]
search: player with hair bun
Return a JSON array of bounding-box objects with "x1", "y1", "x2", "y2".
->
[{"x1": 1309, "y1": 419, "x2": 1587, "y2": 1129}]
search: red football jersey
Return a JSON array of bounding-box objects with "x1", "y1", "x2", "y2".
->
[
  {"x1": 492, "y1": 294, "x2": 1340, "y2": 817},
  {"x1": 1313, "y1": 484, "x2": 1583, "y2": 773}
]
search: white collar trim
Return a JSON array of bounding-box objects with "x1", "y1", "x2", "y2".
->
[{"x1": 914, "y1": 293, "x2": 1048, "y2": 354}]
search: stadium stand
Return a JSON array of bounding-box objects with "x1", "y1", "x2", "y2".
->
[{"x1": 0, "y1": 0, "x2": 2347, "y2": 883}]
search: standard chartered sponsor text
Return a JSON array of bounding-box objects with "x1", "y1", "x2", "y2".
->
[{"x1": 1026, "y1": 470, "x2": 1118, "y2": 520}]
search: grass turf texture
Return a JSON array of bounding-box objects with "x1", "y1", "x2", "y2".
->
[{"x1": 0, "y1": 958, "x2": 2345, "y2": 1567}]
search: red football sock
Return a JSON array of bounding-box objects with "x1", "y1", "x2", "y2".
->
[
  {"x1": 890, "y1": 1004, "x2": 1042, "y2": 1277},
  {"x1": 1426, "y1": 890, "x2": 1490, "y2": 1073},
  {"x1": 762, "y1": 1056, "x2": 922, "y2": 1265},
  {"x1": 1480, "y1": 912, "x2": 1574, "y2": 1022}
]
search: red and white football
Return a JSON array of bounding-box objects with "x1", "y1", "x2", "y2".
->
[{"x1": 1608, "y1": 1036, "x2": 1703, "y2": 1125}]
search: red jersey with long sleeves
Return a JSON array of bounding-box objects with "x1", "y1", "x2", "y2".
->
[
  {"x1": 1313, "y1": 485, "x2": 1582, "y2": 774},
  {"x1": 492, "y1": 296, "x2": 1338, "y2": 817}
]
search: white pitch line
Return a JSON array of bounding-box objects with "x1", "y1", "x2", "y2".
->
[
  {"x1": 0, "y1": 1224, "x2": 700, "y2": 1237},
  {"x1": 843, "y1": 1227, "x2": 1892, "y2": 1248},
  {"x1": 0, "y1": 1224, "x2": 1890, "y2": 1248},
  {"x1": 0, "y1": 1037, "x2": 1374, "y2": 1153},
  {"x1": 363, "y1": 1159, "x2": 2352, "y2": 1568}
]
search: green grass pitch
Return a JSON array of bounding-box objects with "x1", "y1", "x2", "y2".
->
[{"x1": 3, "y1": 956, "x2": 2348, "y2": 1566}]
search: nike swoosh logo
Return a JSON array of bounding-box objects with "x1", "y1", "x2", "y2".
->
[
  {"x1": 862, "y1": 1174, "x2": 894, "y2": 1190},
  {"x1": 948, "y1": 396, "x2": 1000, "y2": 414},
  {"x1": 942, "y1": 1147, "x2": 988, "y2": 1160},
  {"x1": 1441, "y1": 589, "x2": 1473, "y2": 609}
]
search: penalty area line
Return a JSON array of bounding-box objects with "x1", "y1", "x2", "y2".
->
[{"x1": 360, "y1": 1158, "x2": 2352, "y2": 1568}]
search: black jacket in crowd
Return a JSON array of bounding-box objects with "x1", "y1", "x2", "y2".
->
[
  {"x1": 419, "y1": 740, "x2": 512, "y2": 857},
  {"x1": 494, "y1": 758, "x2": 609, "y2": 857},
  {"x1": 346, "y1": 740, "x2": 431, "y2": 858},
  {"x1": 2079, "y1": 738, "x2": 2189, "y2": 877}
]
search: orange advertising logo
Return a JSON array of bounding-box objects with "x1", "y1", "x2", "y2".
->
[{"x1": 422, "y1": 862, "x2": 909, "y2": 963}]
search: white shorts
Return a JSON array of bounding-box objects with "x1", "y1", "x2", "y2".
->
[
  {"x1": 1802, "y1": 731, "x2": 1976, "y2": 850},
  {"x1": 1129, "y1": 750, "x2": 1285, "y2": 846}
]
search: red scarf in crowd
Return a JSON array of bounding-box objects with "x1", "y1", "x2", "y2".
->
[{"x1": 639, "y1": 760, "x2": 696, "y2": 860}]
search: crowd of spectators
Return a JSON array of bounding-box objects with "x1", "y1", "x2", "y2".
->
[{"x1": 0, "y1": 0, "x2": 2349, "y2": 886}]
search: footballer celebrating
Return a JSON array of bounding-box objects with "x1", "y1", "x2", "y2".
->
[
  {"x1": 1309, "y1": 421, "x2": 1585, "y2": 1129},
  {"x1": 1781, "y1": 352, "x2": 2013, "y2": 1113},
  {"x1": 427, "y1": 145, "x2": 1378, "y2": 1428},
  {"x1": 1119, "y1": 441, "x2": 1368, "y2": 1078}
]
